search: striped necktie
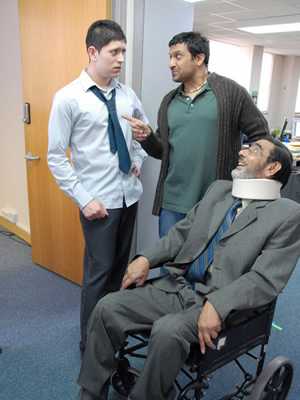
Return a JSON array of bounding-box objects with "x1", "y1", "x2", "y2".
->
[
  {"x1": 186, "y1": 199, "x2": 242, "y2": 288},
  {"x1": 90, "y1": 86, "x2": 131, "y2": 174}
]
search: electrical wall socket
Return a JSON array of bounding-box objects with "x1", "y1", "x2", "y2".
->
[{"x1": 1, "y1": 208, "x2": 18, "y2": 224}]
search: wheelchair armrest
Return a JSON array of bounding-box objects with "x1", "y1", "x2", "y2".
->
[
  {"x1": 223, "y1": 298, "x2": 277, "y2": 329},
  {"x1": 187, "y1": 299, "x2": 278, "y2": 374}
]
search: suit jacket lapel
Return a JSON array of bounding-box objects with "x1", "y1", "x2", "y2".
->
[
  {"x1": 208, "y1": 194, "x2": 235, "y2": 239},
  {"x1": 223, "y1": 200, "x2": 270, "y2": 239},
  {"x1": 179, "y1": 192, "x2": 234, "y2": 260}
]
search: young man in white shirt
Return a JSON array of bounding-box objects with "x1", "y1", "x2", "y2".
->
[{"x1": 47, "y1": 20, "x2": 148, "y2": 354}]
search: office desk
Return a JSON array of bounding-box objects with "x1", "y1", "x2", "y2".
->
[{"x1": 283, "y1": 142, "x2": 300, "y2": 165}]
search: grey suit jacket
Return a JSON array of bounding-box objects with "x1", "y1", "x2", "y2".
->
[{"x1": 141, "y1": 180, "x2": 300, "y2": 320}]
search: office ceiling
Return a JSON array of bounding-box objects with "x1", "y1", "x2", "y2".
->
[{"x1": 193, "y1": 0, "x2": 300, "y2": 56}]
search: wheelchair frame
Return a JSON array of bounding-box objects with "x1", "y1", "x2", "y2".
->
[{"x1": 110, "y1": 299, "x2": 294, "y2": 399}]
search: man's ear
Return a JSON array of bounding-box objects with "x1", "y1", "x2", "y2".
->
[
  {"x1": 264, "y1": 161, "x2": 282, "y2": 178},
  {"x1": 195, "y1": 53, "x2": 206, "y2": 66},
  {"x1": 87, "y1": 46, "x2": 98, "y2": 62}
]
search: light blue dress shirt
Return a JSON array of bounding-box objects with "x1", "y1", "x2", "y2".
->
[{"x1": 48, "y1": 69, "x2": 148, "y2": 209}]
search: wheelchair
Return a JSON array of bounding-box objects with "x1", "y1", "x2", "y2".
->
[{"x1": 110, "y1": 299, "x2": 294, "y2": 399}]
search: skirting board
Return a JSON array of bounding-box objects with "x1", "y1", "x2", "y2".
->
[{"x1": 0, "y1": 216, "x2": 31, "y2": 244}]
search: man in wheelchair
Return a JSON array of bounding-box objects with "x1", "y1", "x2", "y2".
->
[{"x1": 77, "y1": 137, "x2": 300, "y2": 400}]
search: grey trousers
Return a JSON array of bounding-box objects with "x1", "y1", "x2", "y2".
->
[
  {"x1": 77, "y1": 280, "x2": 204, "y2": 400},
  {"x1": 79, "y1": 202, "x2": 137, "y2": 347}
]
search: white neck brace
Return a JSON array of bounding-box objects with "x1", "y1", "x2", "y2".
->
[{"x1": 232, "y1": 179, "x2": 282, "y2": 200}]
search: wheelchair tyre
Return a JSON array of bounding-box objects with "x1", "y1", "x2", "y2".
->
[
  {"x1": 110, "y1": 367, "x2": 140, "y2": 398},
  {"x1": 249, "y1": 356, "x2": 293, "y2": 400},
  {"x1": 219, "y1": 393, "x2": 240, "y2": 400},
  {"x1": 178, "y1": 380, "x2": 209, "y2": 399}
]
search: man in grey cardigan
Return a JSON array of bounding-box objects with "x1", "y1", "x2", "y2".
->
[
  {"x1": 77, "y1": 138, "x2": 300, "y2": 400},
  {"x1": 123, "y1": 31, "x2": 269, "y2": 238}
]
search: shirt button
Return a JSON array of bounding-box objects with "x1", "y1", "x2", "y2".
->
[
  {"x1": 172, "y1": 274, "x2": 178, "y2": 279},
  {"x1": 191, "y1": 104, "x2": 194, "y2": 107},
  {"x1": 189, "y1": 257, "x2": 194, "y2": 261}
]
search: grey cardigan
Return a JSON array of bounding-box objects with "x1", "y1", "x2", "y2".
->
[{"x1": 141, "y1": 73, "x2": 270, "y2": 216}]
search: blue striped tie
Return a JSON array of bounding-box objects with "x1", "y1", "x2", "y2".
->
[{"x1": 186, "y1": 199, "x2": 242, "y2": 288}]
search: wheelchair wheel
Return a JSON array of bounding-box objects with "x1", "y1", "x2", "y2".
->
[
  {"x1": 249, "y1": 356, "x2": 293, "y2": 400},
  {"x1": 219, "y1": 393, "x2": 240, "y2": 400},
  {"x1": 110, "y1": 366, "x2": 140, "y2": 398},
  {"x1": 178, "y1": 380, "x2": 208, "y2": 399}
]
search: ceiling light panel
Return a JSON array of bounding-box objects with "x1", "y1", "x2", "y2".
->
[{"x1": 239, "y1": 22, "x2": 300, "y2": 34}]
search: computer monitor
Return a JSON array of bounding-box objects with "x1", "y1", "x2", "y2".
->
[
  {"x1": 279, "y1": 117, "x2": 288, "y2": 138},
  {"x1": 292, "y1": 118, "x2": 300, "y2": 138}
]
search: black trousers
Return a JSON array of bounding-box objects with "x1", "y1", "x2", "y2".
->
[{"x1": 79, "y1": 201, "x2": 137, "y2": 346}]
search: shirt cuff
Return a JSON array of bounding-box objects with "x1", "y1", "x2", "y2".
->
[{"x1": 75, "y1": 190, "x2": 94, "y2": 210}]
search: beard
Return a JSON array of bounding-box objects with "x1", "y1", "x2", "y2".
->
[
  {"x1": 231, "y1": 168, "x2": 255, "y2": 180},
  {"x1": 231, "y1": 159, "x2": 269, "y2": 180}
]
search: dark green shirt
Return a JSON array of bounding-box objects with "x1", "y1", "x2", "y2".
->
[{"x1": 162, "y1": 83, "x2": 218, "y2": 213}]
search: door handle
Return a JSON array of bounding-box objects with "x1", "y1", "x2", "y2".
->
[
  {"x1": 24, "y1": 152, "x2": 40, "y2": 160},
  {"x1": 23, "y1": 103, "x2": 31, "y2": 124}
]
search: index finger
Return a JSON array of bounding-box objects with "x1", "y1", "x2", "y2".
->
[
  {"x1": 121, "y1": 276, "x2": 135, "y2": 290},
  {"x1": 122, "y1": 114, "x2": 135, "y2": 123},
  {"x1": 198, "y1": 331, "x2": 206, "y2": 355},
  {"x1": 121, "y1": 271, "x2": 133, "y2": 289}
]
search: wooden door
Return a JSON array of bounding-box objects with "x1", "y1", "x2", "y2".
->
[{"x1": 18, "y1": 0, "x2": 111, "y2": 284}]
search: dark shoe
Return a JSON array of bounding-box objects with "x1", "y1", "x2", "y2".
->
[{"x1": 79, "y1": 341, "x2": 85, "y2": 356}]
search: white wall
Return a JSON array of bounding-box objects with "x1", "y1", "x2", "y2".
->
[
  {"x1": 278, "y1": 56, "x2": 300, "y2": 131},
  {"x1": 208, "y1": 42, "x2": 263, "y2": 92},
  {"x1": 136, "y1": 0, "x2": 194, "y2": 252},
  {"x1": 249, "y1": 46, "x2": 264, "y2": 96},
  {"x1": 208, "y1": 39, "x2": 300, "y2": 131},
  {"x1": 0, "y1": 0, "x2": 30, "y2": 232},
  {"x1": 267, "y1": 55, "x2": 300, "y2": 131}
]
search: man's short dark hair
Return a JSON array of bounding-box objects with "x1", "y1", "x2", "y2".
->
[
  {"x1": 169, "y1": 32, "x2": 210, "y2": 65},
  {"x1": 264, "y1": 137, "x2": 293, "y2": 188},
  {"x1": 86, "y1": 20, "x2": 126, "y2": 53}
]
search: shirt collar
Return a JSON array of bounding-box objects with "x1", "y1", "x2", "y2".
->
[
  {"x1": 241, "y1": 198, "x2": 252, "y2": 211},
  {"x1": 79, "y1": 69, "x2": 121, "y2": 94}
]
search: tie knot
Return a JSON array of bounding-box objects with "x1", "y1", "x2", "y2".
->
[
  {"x1": 228, "y1": 199, "x2": 242, "y2": 221},
  {"x1": 233, "y1": 199, "x2": 242, "y2": 210}
]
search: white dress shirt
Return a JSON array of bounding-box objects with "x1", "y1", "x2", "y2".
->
[{"x1": 48, "y1": 69, "x2": 148, "y2": 209}]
